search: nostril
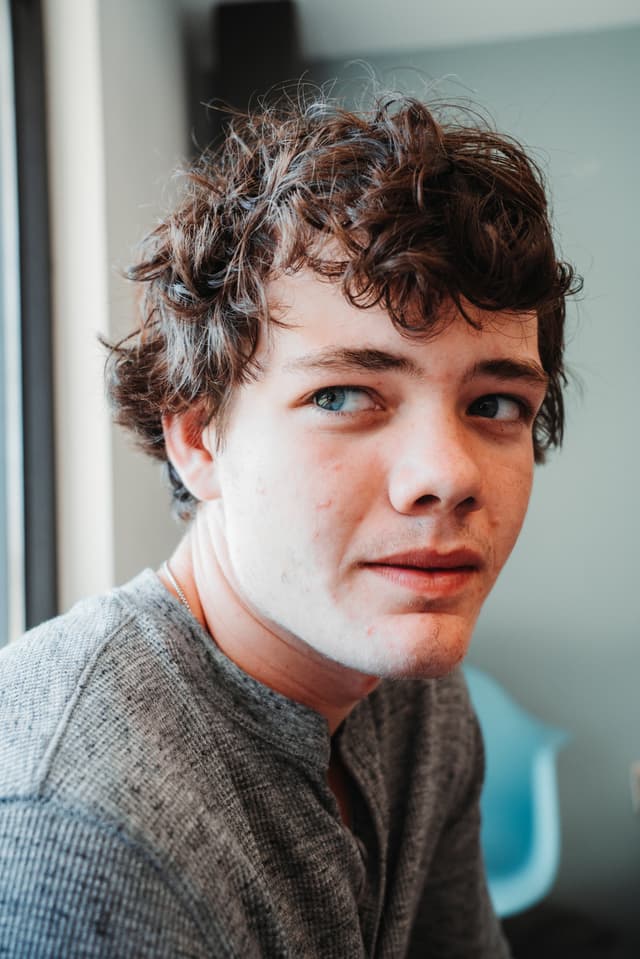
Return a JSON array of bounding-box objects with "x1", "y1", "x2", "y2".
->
[
  {"x1": 415, "y1": 494, "x2": 440, "y2": 507},
  {"x1": 457, "y1": 496, "x2": 479, "y2": 512}
]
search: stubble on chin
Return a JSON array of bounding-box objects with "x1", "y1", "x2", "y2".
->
[{"x1": 352, "y1": 608, "x2": 477, "y2": 681}]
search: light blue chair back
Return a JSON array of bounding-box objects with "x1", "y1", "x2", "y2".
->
[{"x1": 463, "y1": 665, "x2": 568, "y2": 918}]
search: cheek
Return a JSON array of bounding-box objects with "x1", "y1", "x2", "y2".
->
[
  {"x1": 310, "y1": 456, "x2": 376, "y2": 516},
  {"x1": 489, "y1": 460, "x2": 534, "y2": 543},
  {"x1": 223, "y1": 434, "x2": 378, "y2": 555},
  {"x1": 303, "y1": 464, "x2": 373, "y2": 564},
  {"x1": 310, "y1": 461, "x2": 347, "y2": 513}
]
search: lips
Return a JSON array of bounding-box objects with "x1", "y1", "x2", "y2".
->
[
  {"x1": 362, "y1": 548, "x2": 483, "y2": 598},
  {"x1": 366, "y1": 548, "x2": 483, "y2": 572}
]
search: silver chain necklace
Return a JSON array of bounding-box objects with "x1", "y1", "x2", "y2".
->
[{"x1": 163, "y1": 560, "x2": 193, "y2": 616}]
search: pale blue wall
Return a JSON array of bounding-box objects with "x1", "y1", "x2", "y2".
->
[{"x1": 316, "y1": 26, "x2": 640, "y2": 941}]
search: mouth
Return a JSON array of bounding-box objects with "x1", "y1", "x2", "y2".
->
[{"x1": 362, "y1": 549, "x2": 483, "y2": 598}]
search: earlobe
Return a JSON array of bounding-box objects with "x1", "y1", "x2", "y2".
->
[{"x1": 162, "y1": 410, "x2": 221, "y2": 501}]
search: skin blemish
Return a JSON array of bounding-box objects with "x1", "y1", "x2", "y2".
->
[{"x1": 316, "y1": 499, "x2": 333, "y2": 510}]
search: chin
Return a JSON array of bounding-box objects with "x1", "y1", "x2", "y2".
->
[
  {"x1": 356, "y1": 612, "x2": 474, "y2": 681},
  {"x1": 393, "y1": 652, "x2": 467, "y2": 681}
]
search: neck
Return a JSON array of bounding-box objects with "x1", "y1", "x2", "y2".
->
[{"x1": 159, "y1": 509, "x2": 378, "y2": 735}]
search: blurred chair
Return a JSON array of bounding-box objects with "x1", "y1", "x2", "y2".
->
[{"x1": 463, "y1": 665, "x2": 568, "y2": 918}]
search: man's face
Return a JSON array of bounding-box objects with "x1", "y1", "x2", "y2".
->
[{"x1": 202, "y1": 269, "x2": 547, "y2": 679}]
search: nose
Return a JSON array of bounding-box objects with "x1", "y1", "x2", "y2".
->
[{"x1": 387, "y1": 412, "x2": 483, "y2": 517}]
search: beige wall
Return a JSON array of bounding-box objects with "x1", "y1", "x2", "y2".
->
[
  {"x1": 44, "y1": 0, "x2": 113, "y2": 609},
  {"x1": 44, "y1": 0, "x2": 187, "y2": 610}
]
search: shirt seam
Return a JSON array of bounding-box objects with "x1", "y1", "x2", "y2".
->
[{"x1": 33, "y1": 607, "x2": 138, "y2": 795}]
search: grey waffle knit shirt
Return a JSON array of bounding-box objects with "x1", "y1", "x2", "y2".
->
[{"x1": 0, "y1": 570, "x2": 509, "y2": 958}]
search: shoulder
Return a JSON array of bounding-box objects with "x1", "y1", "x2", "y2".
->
[
  {"x1": 0, "y1": 570, "x2": 186, "y2": 798},
  {"x1": 0, "y1": 794, "x2": 217, "y2": 957},
  {"x1": 0, "y1": 573, "x2": 261, "y2": 956}
]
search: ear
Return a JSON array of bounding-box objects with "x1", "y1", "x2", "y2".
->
[{"x1": 162, "y1": 409, "x2": 221, "y2": 502}]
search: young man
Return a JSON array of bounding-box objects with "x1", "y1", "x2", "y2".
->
[{"x1": 0, "y1": 95, "x2": 578, "y2": 956}]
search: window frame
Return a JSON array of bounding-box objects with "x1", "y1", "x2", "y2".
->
[{"x1": 9, "y1": 0, "x2": 57, "y2": 632}]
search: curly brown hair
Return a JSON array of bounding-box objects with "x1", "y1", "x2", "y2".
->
[{"x1": 104, "y1": 92, "x2": 581, "y2": 520}]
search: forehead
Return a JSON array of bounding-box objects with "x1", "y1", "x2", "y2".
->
[{"x1": 262, "y1": 269, "x2": 541, "y2": 376}]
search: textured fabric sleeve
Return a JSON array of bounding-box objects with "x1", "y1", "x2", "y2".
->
[
  {"x1": 406, "y1": 715, "x2": 512, "y2": 959},
  {"x1": 0, "y1": 798, "x2": 222, "y2": 959}
]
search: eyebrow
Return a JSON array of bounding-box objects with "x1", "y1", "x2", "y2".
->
[
  {"x1": 282, "y1": 347, "x2": 423, "y2": 377},
  {"x1": 282, "y1": 347, "x2": 549, "y2": 388},
  {"x1": 465, "y1": 358, "x2": 549, "y2": 388}
]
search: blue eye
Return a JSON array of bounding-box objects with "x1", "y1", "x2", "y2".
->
[
  {"x1": 312, "y1": 387, "x2": 375, "y2": 413},
  {"x1": 470, "y1": 395, "x2": 528, "y2": 422}
]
